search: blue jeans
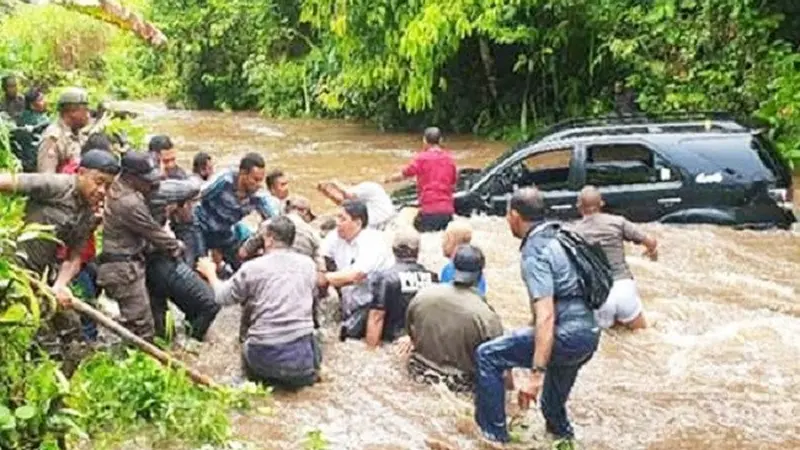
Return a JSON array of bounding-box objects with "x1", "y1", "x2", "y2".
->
[
  {"x1": 194, "y1": 223, "x2": 252, "y2": 271},
  {"x1": 72, "y1": 264, "x2": 99, "y2": 341},
  {"x1": 474, "y1": 326, "x2": 600, "y2": 442}
]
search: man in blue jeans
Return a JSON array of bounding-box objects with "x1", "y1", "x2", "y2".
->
[{"x1": 474, "y1": 187, "x2": 600, "y2": 448}]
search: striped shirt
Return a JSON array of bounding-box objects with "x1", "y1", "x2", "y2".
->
[{"x1": 194, "y1": 170, "x2": 277, "y2": 235}]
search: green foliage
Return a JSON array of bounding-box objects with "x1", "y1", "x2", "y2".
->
[
  {"x1": 303, "y1": 428, "x2": 329, "y2": 450},
  {"x1": 0, "y1": 4, "x2": 164, "y2": 101},
  {"x1": 104, "y1": 117, "x2": 148, "y2": 150},
  {"x1": 67, "y1": 351, "x2": 269, "y2": 448}
]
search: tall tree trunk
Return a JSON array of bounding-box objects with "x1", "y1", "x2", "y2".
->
[{"x1": 478, "y1": 37, "x2": 498, "y2": 104}]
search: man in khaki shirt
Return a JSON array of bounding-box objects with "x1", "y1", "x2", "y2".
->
[
  {"x1": 97, "y1": 151, "x2": 183, "y2": 341},
  {"x1": 37, "y1": 87, "x2": 91, "y2": 173}
]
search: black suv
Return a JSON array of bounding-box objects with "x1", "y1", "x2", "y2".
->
[{"x1": 391, "y1": 113, "x2": 796, "y2": 229}]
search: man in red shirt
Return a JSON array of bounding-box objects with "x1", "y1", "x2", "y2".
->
[{"x1": 384, "y1": 127, "x2": 457, "y2": 232}]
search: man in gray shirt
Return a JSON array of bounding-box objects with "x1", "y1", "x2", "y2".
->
[
  {"x1": 197, "y1": 216, "x2": 320, "y2": 389},
  {"x1": 570, "y1": 186, "x2": 657, "y2": 330}
]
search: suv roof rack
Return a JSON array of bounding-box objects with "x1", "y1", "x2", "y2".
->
[{"x1": 546, "y1": 111, "x2": 746, "y2": 134}]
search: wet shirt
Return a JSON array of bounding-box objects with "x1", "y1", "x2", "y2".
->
[
  {"x1": 101, "y1": 179, "x2": 182, "y2": 258},
  {"x1": 148, "y1": 178, "x2": 201, "y2": 226},
  {"x1": 440, "y1": 260, "x2": 487, "y2": 297},
  {"x1": 240, "y1": 212, "x2": 324, "y2": 268},
  {"x1": 14, "y1": 174, "x2": 97, "y2": 274},
  {"x1": 347, "y1": 182, "x2": 396, "y2": 229},
  {"x1": 369, "y1": 260, "x2": 438, "y2": 342},
  {"x1": 406, "y1": 284, "x2": 503, "y2": 377},
  {"x1": 16, "y1": 110, "x2": 49, "y2": 128},
  {"x1": 569, "y1": 213, "x2": 646, "y2": 280},
  {"x1": 520, "y1": 222, "x2": 596, "y2": 329},
  {"x1": 56, "y1": 158, "x2": 97, "y2": 264},
  {"x1": 194, "y1": 170, "x2": 277, "y2": 236},
  {"x1": 217, "y1": 248, "x2": 317, "y2": 346},
  {"x1": 402, "y1": 147, "x2": 457, "y2": 215},
  {"x1": 322, "y1": 228, "x2": 395, "y2": 337},
  {"x1": 37, "y1": 120, "x2": 86, "y2": 174},
  {"x1": 1, "y1": 95, "x2": 25, "y2": 121}
]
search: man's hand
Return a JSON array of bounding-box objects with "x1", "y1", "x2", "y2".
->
[
  {"x1": 643, "y1": 247, "x2": 658, "y2": 261},
  {"x1": 196, "y1": 256, "x2": 217, "y2": 280},
  {"x1": 51, "y1": 285, "x2": 74, "y2": 309},
  {"x1": 394, "y1": 335, "x2": 414, "y2": 359},
  {"x1": 517, "y1": 371, "x2": 545, "y2": 410},
  {"x1": 171, "y1": 240, "x2": 185, "y2": 258}
]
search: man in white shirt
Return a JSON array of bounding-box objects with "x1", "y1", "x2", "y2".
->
[
  {"x1": 317, "y1": 180, "x2": 396, "y2": 230},
  {"x1": 322, "y1": 199, "x2": 395, "y2": 340}
]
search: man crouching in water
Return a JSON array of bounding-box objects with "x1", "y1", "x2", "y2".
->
[
  {"x1": 571, "y1": 186, "x2": 657, "y2": 330},
  {"x1": 197, "y1": 216, "x2": 321, "y2": 389}
]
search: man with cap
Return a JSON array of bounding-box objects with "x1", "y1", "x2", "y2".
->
[
  {"x1": 397, "y1": 244, "x2": 503, "y2": 393},
  {"x1": 37, "y1": 87, "x2": 91, "y2": 173},
  {"x1": 0, "y1": 150, "x2": 120, "y2": 366},
  {"x1": 97, "y1": 151, "x2": 184, "y2": 341},
  {"x1": 363, "y1": 228, "x2": 438, "y2": 347}
]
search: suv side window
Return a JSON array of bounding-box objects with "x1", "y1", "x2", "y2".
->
[
  {"x1": 585, "y1": 143, "x2": 678, "y2": 186},
  {"x1": 510, "y1": 147, "x2": 573, "y2": 191}
]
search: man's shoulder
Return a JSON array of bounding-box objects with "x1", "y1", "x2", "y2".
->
[
  {"x1": 18, "y1": 173, "x2": 75, "y2": 193},
  {"x1": 40, "y1": 122, "x2": 63, "y2": 141}
]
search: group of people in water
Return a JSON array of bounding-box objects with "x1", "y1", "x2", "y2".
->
[{"x1": 1, "y1": 80, "x2": 661, "y2": 449}]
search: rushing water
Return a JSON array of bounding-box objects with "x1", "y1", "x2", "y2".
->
[{"x1": 115, "y1": 102, "x2": 800, "y2": 450}]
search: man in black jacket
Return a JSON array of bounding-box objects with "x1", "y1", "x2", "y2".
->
[{"x1": 364, "y1": 228, "x2": 438, "y2": 347}]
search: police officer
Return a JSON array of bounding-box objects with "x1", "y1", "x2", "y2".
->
[
  {"x1": 364, "y1": 228, "x2": 438, "y2": 347},
  {"x1": 473, "y1": 187, "x2": 600, "y2": 448},
  {"x1": 97, "y1": 151, "x2": 183, "y2": 342},
  {"x1": 0, "y1": 150, "x2": 120, "y2": 366},
  {"x1": 37, "y1": 87, "x2": 91, "y2": 173}
]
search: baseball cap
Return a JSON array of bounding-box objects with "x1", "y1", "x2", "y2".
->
[
  {"x1": 57, "y1": 87, "x2": 89, "y2": 107},
  {"x1": 392, "y1": 228, "x2": 420, "y2": 251},
  {"x1": 285, "y1": 194, "x2": 316, "y2": 220},
  {"x1": 80, "y1": 149, "x2": 121, "y2": 175},
  {"x1": 121, "y1": 151, "x2": 161, "y2": 183},
  {"x1": 452, "y1": 244, "x2": 485, "y2": 285}
]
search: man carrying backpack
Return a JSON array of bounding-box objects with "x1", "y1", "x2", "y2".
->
[{"x1": 473, "y1": 187, "x2": 602, "y2": 449}]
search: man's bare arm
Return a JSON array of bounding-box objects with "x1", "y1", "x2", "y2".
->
[
  {"x1": 365, "y1": 310, "x2": 386, "y2": 348},
  {"x1": 532, "y1": 296, "x2": 555, "y2": 369},
  {"x1": 325, "y1": 269, "x2": 365, "y2": 287}
]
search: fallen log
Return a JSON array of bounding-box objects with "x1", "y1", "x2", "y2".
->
[{"x1": 70, "y1": 298, "x2": 217, "y2": 388}]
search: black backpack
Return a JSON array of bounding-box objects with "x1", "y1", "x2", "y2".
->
[{"x1": 553, "y1": 224, "x2": 613, "y2": 310}]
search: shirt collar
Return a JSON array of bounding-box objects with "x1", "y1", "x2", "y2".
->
[{"x1": 519, "y1": 220, "x2": 549, "y2": 250}]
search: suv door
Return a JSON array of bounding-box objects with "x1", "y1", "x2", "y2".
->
[
  {"x1": 576, "y1": 139, "x2": 684, "y2": 222},
  {"x1": 480, "y1": 143, "x2": 582, "y2": 220}
]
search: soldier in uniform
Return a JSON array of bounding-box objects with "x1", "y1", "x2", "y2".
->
[
  {"x1": 97, "y1": 151, "x2": 184, "y2": 342},
  {"x1": 0, "y1": 150, "x2": 120, "y2": 368},
  {"x1": 37, "y1": 87, "x2": 91, "y2": 173}
]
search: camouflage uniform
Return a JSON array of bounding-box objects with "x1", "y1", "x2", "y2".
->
[
  {"x1": 97, "y1": 157, "x2": 182, "y2": 342},
  {"x1": 36, "y1": 88, "x2": 89, "y2": 174}
]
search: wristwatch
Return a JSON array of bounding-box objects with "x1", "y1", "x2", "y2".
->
[{"x1": 532, "y1": 365, "x2": 547, "y2": 374}]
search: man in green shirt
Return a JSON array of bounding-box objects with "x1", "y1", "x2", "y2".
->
[{"x1": 17, "y1": 88, "x2": 49, "y2": 128}]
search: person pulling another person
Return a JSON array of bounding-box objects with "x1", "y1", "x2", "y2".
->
[
  {"x1": 197, "y1": 216, "x2": 321, "y2": 389},
  {"x1": 570, "y1": 185, "x2": 657, "y2": 330},
  {"x1": 384, "y1": 126, "x2": 457, "y2": 232},
  {"x1": 317, "y1": 179, "x2": 396, "y2": 230}
]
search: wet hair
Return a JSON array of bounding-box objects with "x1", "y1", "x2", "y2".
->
[
  {"x1": 148, "y1": 135, "x2": 173, "y2": 154},
  {"x1": 82, "y1": 132, "x2": 114, "y2": 155},
  {"x1": 423, "y1": 127, "x2": 442, "y2": 145},
  {"x1": 509, "y1": 187, "x2": 546, "y2": 222},
  {"x1": 24, "y1": 88, "x2": 43, "y2": 109},
  {"x1": 2, "y1": 75, "x2": 16, "y2": 89},
  {"x1": 266, "y1": 169, "x2": 284, "y2": 190},
  {"x1": 342, "y1": 199, "x2": 369, "y2": 228},
  {"x1": 266, "y1": 216, "x2": 296, "y2": 247},
  {"x1": 239, "y1": 152, "x2": 265, "y2": 173},
  {"x1": 192, "y1": 151, "x2": 212, "y2": 174}
]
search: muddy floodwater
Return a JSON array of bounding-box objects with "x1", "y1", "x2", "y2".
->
[{"x1": 116, "y1": 102, "x2": 800, "y2": 450}]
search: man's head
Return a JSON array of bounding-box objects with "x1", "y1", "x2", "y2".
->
[
  {"x1": 577, "y1": 185, "x2": 604, "y2": 216},
  {"x1": 423, "y1": 126, "x2": 442, "y2": 147},
  {"x1": 238, "y1": 152, "x2": 266, "y2": 194},
  {"x1": 192, "y1": 152, "x2": 213, "y2": 180},
  {"x1": 76, "y1": 149, "x2": 121, "y2": 209},
  {"x1": 264, "y1": 215, "x2": 296, "y2": 250},
  {"x1": 442, "y1": 220, "x2": 473, "y2": 258},
  {"x1": 120, "y1": 151, "x2": 161, "y2": 196},
  {"x1": 57, "y1": 87, "x2": 90, "y2": 130},
  {"x1": 336, "y1": 199, "x2": 369, "y2": 241},
  {"x1": 148, "y1": 135, "x2": 177, "y2": 174},
  {"x1": 82, "y1": 132, "x2": 113, "y2": 155},
  {"x1": 452, "y1": 244, "x2": 486, "y2": 288},
  {"x1": 506, "y1": 187, "x2": 546, "y2": 238},
  {"x1": 266, "y1": 169, "x2": 289, "y2": 200},
  {"x1": 24, "y1": 88, "x2": 45, "y2": 113},
  {"x1": 392, "y1": 227, "x2": 421, "y2": 260},
  {"x1": 285, "y1": 195, "x2": 316, "y2": 223},
  {"x1": 2, "y1": 75, "x2": 18, "y2": 98}
]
